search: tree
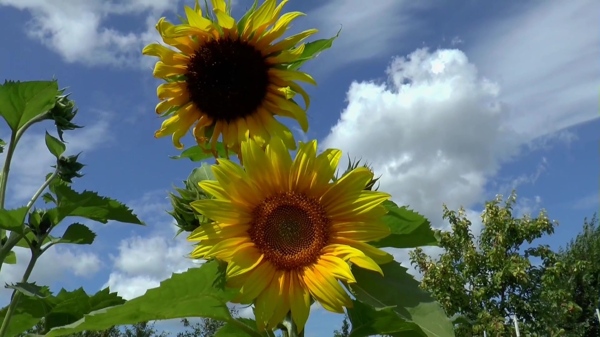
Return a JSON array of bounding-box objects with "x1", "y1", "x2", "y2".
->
[
  {"x1": 332, "y1": 315, "x2": 350, "y2": 337},
  {"x1": 176, "y1": 307, "x2": 239, "y2": 337},
  {"x1": 409, "y1": 192, "x2": 575, "y2": 336},
  {"x1": 554, "y1": 214, "x2": 600, "y2": 337}
]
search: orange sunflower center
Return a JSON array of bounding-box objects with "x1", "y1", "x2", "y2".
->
[
  {"x1": 248, "y1": 192, "x2": 331, "y2": 271},
  {"x1": 185, "y1": 38, "x2": 270, "y2": 122}
]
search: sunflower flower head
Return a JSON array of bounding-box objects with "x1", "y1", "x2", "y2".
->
[
  {"x1": 188, "y1": 137, "x2": 394, "y2": 332},
  {"x1": 143, "y1": 0, "x2": 325, "y2": 156}
]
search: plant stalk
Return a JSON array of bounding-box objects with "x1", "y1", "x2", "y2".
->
[{"x1": 0, "y1": 249, "x2": 39, "y2": 337}]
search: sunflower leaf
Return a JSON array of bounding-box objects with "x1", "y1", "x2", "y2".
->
[
  {"x1": 349, "y1": 261, "x2": 455, "y2": 337},
  {"x1": 0, "y1": 80, "x2": 59, "y2": 131},
  {"x1": 0, "y1": 286, "x2": 124, "y2": 337},
  {"x1": 5, "y1": 282, "x2": 49, "y2": 298},
  {"x1": 287, "y1": 28, "x2": 341, "y2": 71},
  {"x1": 170, "y1": 143, "x2": 227, "y2": 162},
  {"x1": 45, "y1": 131, "x2": 66, "y2": 158},
  {"x1": 45, "y1": 260, "x2": 237, "y2": 337},
  {"x1": 0, "y1": 206, "x2": 28, "y2": 234},
  {"x1": 51, "y1": 223, "x2": 96, "y2": 245},
  {"x1": 347, "y1": 300, "x2": 425, "y2": 337},
  {"x1": 47, "y1": 182, "x2": 144, "y2": 226},
  {"x1": 3, "y1": 250, "x2": 16, "y2": 264},
  {"x1": 371, "y1": 200, "x2": 440, "y2": 249},
  {"x1": 215, "y1": 318, "x2": 267, "y2": 337}
]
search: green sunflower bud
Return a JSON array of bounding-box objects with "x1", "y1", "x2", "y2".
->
[
  {"x1": 334, "y1": 155, "x2": 381, "y2": 191},
  {"x1": 54, "y1": 153, "x2": 85, "y2": 183},
  {"x1": 48, "y1": 90, "x2": 82, "y2": 141},
  {"x1": 168, "y1": 165, "x2": 215, "y2": 236}
]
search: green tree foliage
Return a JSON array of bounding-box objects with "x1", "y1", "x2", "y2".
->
[
  {"x1": 554, "y1": 214, "x2": 600, "y2": 336},
  {"x1": 332, "y1": 316, "x2": 350, "y2": 337},
  {"x1": 409, "y1": 192, "x2": 575, "y2": 336}
]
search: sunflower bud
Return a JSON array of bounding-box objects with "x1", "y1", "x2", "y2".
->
[
  {"x1": 48, "y1": 90, "x2": 82, "y2": 141},
  {"x1": 168, "y1": 166, "x2": 214, "y2": 235},
  {"x1": 54, "y1": 153, "x2": 85, "y2": 183},
  {"x1": 335, "y1": 155, "x2": 381, "y2": 191}
]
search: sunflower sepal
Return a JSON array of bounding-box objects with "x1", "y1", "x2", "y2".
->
[{"x1": 286, "y1": 27, "x2": 341, "y2": 71}]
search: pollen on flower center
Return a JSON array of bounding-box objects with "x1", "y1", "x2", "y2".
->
[
  {"x1": 249, "y1": 192, "x2": 331, "y2": 270},
  {"x1": 185, "y1": 38, "x2": 270, "y2": 122}
]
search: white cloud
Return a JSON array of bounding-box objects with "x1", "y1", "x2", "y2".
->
[
  {"x1": 102, "y1": 191, "x2": 199, "y2": 300},
  {"x1": 305, "y1": 0, "x2": 430, "y2": 73},
  {"x1": 0, "y1": 246, "x2": 102, "y2": 297},
  {"x1": 0, "y1": 0, "x2": 180, "y2": 67},
  {"x1": 571, "y1": 193, "x2": 599, "y2": 211},
  {"x1": 1, "y1": 112, "x2": 113, "y2": 204},
  {"x1": 324, "y1": 48, "x2": 522, "y2": 231},
  {"x1": 468, "y1": 0, "x2": 599, "y2": 139}
]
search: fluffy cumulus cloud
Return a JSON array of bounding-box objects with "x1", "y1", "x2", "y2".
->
[
  {"x1": 0, "y1": 0, "x2": 180, "y2": 67},
  {"x1": 468, "y1": 0, "x2": 599, "y2": 139},
  {"x1": 324, "y1": 48, "x2": 522, "y2": 230},
  {"x1": 103, "y1": 191, "x2": 199, "y2": 300}
]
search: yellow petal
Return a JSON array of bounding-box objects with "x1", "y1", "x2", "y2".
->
[
  {"x1": 289, "y1": 271, "x2": 310, "y2": 332},
  {"x1": 267, "y1": 271, "x2": 291, "y2": 329},
  {"x1": 142, "y1": 43, "x2": 189, "y2": 65},
  {"x1": 331, "y1": 220, "x2": 391, "y2": 242},
  {"x1": 301, "y1": 265, "x2": 351, "y2": 313},
  {"x1": 329, "y1": 191, "x2": 391, "y2": 221},
  {"x1": 330, "y1": 238, "x2": 394, "y2": 266},
  {"x1": 289, "y1": 140, "x2": 317, "y2": 193},
  {"x1": 320, "y1": 167, "x2": 372, "y2": 213},
  {"x1": 227, "y1": 245, "x2": 264, "y2": 278},
  {"x1": 232, "y1": 261, "x2": 276, "y2": 304},
  {"x1": 257, "y1": 12, "x2": 306, "y2": 48},
  {"x1": 154, "y1": 103, "x2": 197, "y2": 149},
  {"x1": 322, "y1": 244, "x2": 385, "y2": 275},
  {"x1": 266, "y1": 44, "x2": 304, "y2": 64},
  {"x1": 244, "y1": 0, "x2": 277, "y2": 37},
  {"x1": 265, "y1": 135, "x2": 293, "y2": 189},
  {"x1": 264, "y1": 93, "x2": 308, "y2": 132},
  {"x1": 207, "y1": 238, "x2": 253, "y2": 260},
  {"x1": 153, "y1": 62, "x2": 187, "y2": 78},
  {"x1": 265, "y1": 29, "x2": 318, "y2": 55},
  {"x1": 157, "y1": 82, "x2": 187, "y2": 100},
  {"x1": 214, "y1": 9, "x2": 235, "y2": 30},
  {"x1": 184, "y1": 6, "x2": 213, "y2": 30},
  {"x1": 255, "y1": 108, "x2": 297, "y2": 150},
  {"x1": 316, "y1": 254, "x2": 356, "y2": 283},
  {"x1": 269, "y1": 68, "x2": 316, "y2": 86},
  {"x1": 241, "y1": 134, "x2": 274, "y2": 194},
  {"x1": 155, "y1": 92, "x2": 191, "y2": 114},
  {"x1": 188, "y1": 222, "x2": 250, "y2": 241},
  {"x1": 190, "y1": 199, "x2": 252, "y2": 224},
  {"x1": 255, "y1": 270, "x2": 284, "y2": 330}
]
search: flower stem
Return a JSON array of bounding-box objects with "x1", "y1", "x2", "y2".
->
[{"x1": 0, "y1": 249, "x2": 39, "y2": 337}]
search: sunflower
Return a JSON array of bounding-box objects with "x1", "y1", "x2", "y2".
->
[
  {"x1": 142, "y1": 0, "x2": 319, "y2": 155},
  {"x1": 188, "y1": 137, "x2": 393, "y2": 332}
]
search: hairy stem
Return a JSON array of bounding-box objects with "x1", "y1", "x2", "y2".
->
[{"x1": 0, "y1": 249, "x2": 39, "y2": 337}]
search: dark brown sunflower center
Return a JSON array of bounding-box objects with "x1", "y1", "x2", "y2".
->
[
  {"x1": 185, "y1": 38, "x2": 270, "y2": 122},
  {"x1": 248, "y1": 192, "x2": 331, "y2": 271}
]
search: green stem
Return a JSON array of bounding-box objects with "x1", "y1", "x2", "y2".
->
[
  {"x1": 0, "y1": 113, "x2": 49, "y2": 244},
  {"x1": 0, "y1": 248, "x2": 39, "y2": 337},
  {"x1": 282, "y1": 312, "x2": 303, "y2": 337},
  {"x1": 25, "y1": 168, "x2": 58, "y2": 214}
]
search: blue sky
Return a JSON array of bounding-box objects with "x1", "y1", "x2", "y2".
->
[{"x1": 0, "y1": 0, "x2": 598, "y2": 336}]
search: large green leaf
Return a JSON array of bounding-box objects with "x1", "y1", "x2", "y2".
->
[
  {"x1": 371, "y1": 201, "x2": 439, "y2": 249},
  {"x1": 349, "y1": 261, "x2": 455, "y2": 337},
  {"x1": 52, "y1": 223, "x2": 96, "y2": 245},
  {"x1": 6, "y1": 282, "x2": 48, "y2": 298},
  {"x1": 347, "y1": 300, "x2": 425, "y2": 337},
  {"x1": 3, "y1": 250, "x2": 16, "y2": 264},
  {"x1": 0, "y1": 80, "x2": 59, "y2": 131},
  {"x1": 0, "y1": 206, "x2": 28, "y2": 233},
  {"x1": 170, "y1": 143, "x2": 227, "y2": 162},
  {"x1": 46, "y1": 260, "x2": 238, "y2": 336},
  {"x1": 0, "y1": 286, "x2": 124, "y2": 337},
  {"x1": 47, "y1": 183, "x2": 143, "y2": 226}
]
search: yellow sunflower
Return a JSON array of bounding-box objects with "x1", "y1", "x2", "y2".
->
[
  {"x1": 188, "y1": 137, "x2": 394, "y2": 332},
  {"x1": 142, "y1": 0, "x2": 319, "y2": 155}
]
